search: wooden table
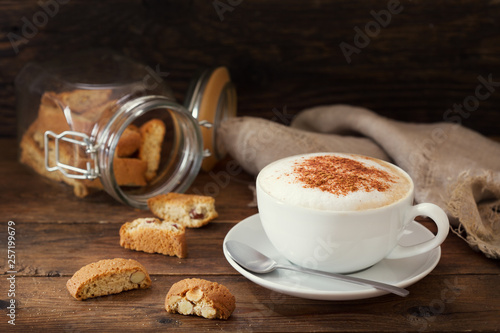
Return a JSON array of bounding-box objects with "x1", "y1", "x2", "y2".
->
[{"x1": 1, "y1": 137, "x2": 499, "y2": 332}]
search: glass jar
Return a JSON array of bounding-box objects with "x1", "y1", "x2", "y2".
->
[{"x1": 16, "y1": 50, "x2": 236, "y2": 209}]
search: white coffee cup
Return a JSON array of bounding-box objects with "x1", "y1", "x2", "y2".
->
[{"x1": 256, "y1": 152, "x2": 449, "y2": 274}]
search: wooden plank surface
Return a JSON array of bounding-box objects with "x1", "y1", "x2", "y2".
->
[
  {"x1": 1, "y1": 137, "x2": 500, "y2": 332},
  {"x1": 2, "y1": 275, "x2": 500, "y2": 332},
  {"x1": 0, "y1": 219, "x2": 497, "y2": 278},
  {"x1": 1, "y1": 0, "x2": 500, "y2": 138},
  {"x1": 1, "y1": 2, "x2": 500, "y2": 330},
  {"x1": 0, "y1": 138, "x2": 258, "y2": 223}
]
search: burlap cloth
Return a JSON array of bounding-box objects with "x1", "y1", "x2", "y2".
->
[{"x1": 218, "y1": 105, "x2": 500, "y2": 259}]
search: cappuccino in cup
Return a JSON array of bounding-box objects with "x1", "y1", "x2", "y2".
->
[
  {"x1": 256, "y1": 153, "x2": 449, "y2": 274},
  {"x1": 258, "y1": 153, "x2": 412, "y2": 212}
]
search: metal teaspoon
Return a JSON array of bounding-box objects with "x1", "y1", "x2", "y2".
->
[{"x1": 225, "y1": 240, "x2": 409, "y2": 297}]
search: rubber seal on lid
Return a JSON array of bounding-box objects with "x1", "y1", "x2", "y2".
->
[{"x1": 184, "y1": 66, "x2": 237, "y2": 171}]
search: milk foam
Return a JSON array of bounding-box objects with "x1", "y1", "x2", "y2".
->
[{"x1": 258, "y1": 153, "x2": 412, "y2": 211}]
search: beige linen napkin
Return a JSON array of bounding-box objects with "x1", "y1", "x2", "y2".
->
[{"x1": 219, "y1": 105, "x2": 500, "y2": 258}]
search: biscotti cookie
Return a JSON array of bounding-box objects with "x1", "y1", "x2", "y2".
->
[
  {"x1": 56, "y1": 88, "x2": 113, "y2": 113},
  {"x1": 116, "y1": 124, "x2": 141, "y2": 157},
  {"x1": 20, "y1": 121, "x2": 101, "y2": 198},
  {"x1": 139, "y1": 119, "x2": 166, "y2": 181},
  {"x1": 66, "y1": 258, "x2": 151, "y2": 300},
  {"x1": 111, "y1": 157, "x2": 148, "y2": 186},
  {"x1": 165, "y1": 278, "x2": 235, "y2": 320},
  {"x1": 147, "y1": 193, "x2": 218, "y2": 228},
  {"x1": 38, "y1": 91, "x2": 114, "y2": 134},
  {"x1": 120, "y1": 218, "x2": 187, "y2": 258}
]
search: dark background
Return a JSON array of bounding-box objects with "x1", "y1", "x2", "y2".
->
[{"x1": 1, "y1": 0, "x2": 499, "y2": 138}]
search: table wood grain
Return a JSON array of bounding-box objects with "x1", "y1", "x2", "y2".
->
[
  {"x1": 2, "y1": 0, "x2": 500, "y2": 138},
  {"x1": 1, "y1": 137, "x2": 499, "y2": 332}
]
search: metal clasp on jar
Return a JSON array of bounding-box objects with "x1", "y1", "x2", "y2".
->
[
  {"x1": 44, "y1": 130, "x2": 99, "y2": 180},
  {"x1": 198, "y1": 120, "x2": 213, "y2": 158}
]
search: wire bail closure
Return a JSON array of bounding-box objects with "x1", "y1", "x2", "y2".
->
[
  {"x1": 198, "y1": 120, "x2": 213, "y2": 158},
  {"x1": 44, "y1": 130, "x2": 99, "y2": 180}
]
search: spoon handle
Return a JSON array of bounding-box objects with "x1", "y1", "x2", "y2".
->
[{"x1": 277, "y1": 264, "x2": 409, "y2": 297}]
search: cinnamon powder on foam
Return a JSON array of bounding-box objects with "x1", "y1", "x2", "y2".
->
[{"x1": 291, "y1": 155, "x2": 396, "y2": 196}]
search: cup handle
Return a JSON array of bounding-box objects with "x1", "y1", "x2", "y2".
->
[{"x1": 385, "y1": 203, "x2": 449, "y2": 259}]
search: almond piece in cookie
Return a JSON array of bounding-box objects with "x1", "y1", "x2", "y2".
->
[
  {"x1": 165, "y1": 278, "x2": 235, "y2": 320},
  {"x1": 147, "y1": 193, "x2": 218, "y2": 228},
  {"x1": 119, "y1": 217, "x2": 187, "y2": 258},
  {"x1": 66, "y1": 258, "x2": 151, "y2": 300}
]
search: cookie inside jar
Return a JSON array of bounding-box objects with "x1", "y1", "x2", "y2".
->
[
  {"x1": 16, "y1": 50, "x2": 236, "y2": 209},
  {"x1": 98, "y1": 102, "x2": 204, "y2": 208}
]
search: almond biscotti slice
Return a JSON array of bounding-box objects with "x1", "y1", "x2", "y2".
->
[
  {"x1": 56, "y1": 88, "x2": 113, "y2": 113},
  {"x1": 66, "y1": 258, "x2": 151, "y2": 300},
  {"x1": 112, "y1": 157, "x2": 148, "y2": 186},
  {"x1": 20, "y1": 121, "x2": 101, "y2": 198},
  {"x1": 120, "y1": 217, "x2": 187, "y2": 258},
  {"x1": 116, "y1": 124, "x2": 141, "y2": 157},
  {"x1": 147, "y1": 193, "x2": 218, "y2": 228},
  {"x1": 165, "y1": 278, "x2": 235, "y2": 320},
  {"x1": 139, "y1": 119, "x2": 166, "y2": 181}
]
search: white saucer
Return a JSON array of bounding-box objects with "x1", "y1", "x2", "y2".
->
[{"x1": 223, "y1": 214, "x2": 441, "y2": 301}]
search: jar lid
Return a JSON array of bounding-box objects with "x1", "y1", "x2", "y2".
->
[{"x1": 184, "y1": 67, "x2": 237, "y2": 171}]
